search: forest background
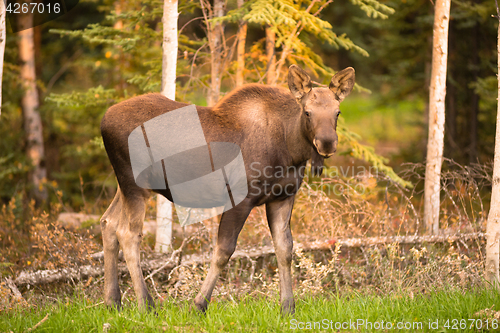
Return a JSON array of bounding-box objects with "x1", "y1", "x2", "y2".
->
[
  {"x1": 0, "y1": 0, "x2": 498, "y2": 279},
  {"x1": 2, "y1": 0, "x2": 497, "y2": 205}
]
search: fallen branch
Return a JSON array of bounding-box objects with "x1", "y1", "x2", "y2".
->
[
  {"x1": 5, "y1": 277, "x2": 25, "y2": 302},
  {"x1": 13, "y1": 232, "x2": 484, "y2": 286},
  {"x1": 318, "y1": 232, "x2": 486, "y2": 249},
  {"x1": 15, "y1": 264, "x2": 107, "y2": 286},
  {"x1": 27, "y1": 313, "x2": 49, "y2": 332}
]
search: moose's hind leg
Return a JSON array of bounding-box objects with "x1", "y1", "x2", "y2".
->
[
  {"x1": 101, "y1": 188, "x2": 123, "y2": 309},
  {"x1": 116, "y1": 190, "x2": 155, "y2": 310}
]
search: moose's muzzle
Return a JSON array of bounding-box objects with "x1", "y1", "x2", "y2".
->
[{"x1": 313, "y1": 134, "x2": 338, "y2": 158}]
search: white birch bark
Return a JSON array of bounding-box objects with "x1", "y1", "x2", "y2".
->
[
  {"x1": 423, "y1": 0, "x2": 450, "y2": 235},
  {"x1": 485, "y1": 8, "x2": 500, "y2": 287},
  {"x1": 156, "y1": 0, "x2": 178, "y2": 253}
]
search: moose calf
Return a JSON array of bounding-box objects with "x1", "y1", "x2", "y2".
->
[{"x1": 100, "y1": 65, "x2": 355, "y2": 314}]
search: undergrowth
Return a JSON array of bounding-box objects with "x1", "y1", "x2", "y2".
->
[{"x1": 0, "y1": 160, "x2": 494, "y2": 326}]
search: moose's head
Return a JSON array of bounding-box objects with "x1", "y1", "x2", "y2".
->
[{"x1": 288, "y1": 65, "x2": 355, "y2": 176}]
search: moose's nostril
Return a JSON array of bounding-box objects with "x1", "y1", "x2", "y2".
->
[{"x1": 313, "y1": 137, "x2": 338, "y2": 157}]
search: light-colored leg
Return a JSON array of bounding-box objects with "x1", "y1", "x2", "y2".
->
[
  {"x1": 116, "y1": 191, "x2": 154, "y2": 310},
  {"x1": 100, "y1": 188, "x2": 123, "y2": 308},
  {"x1": 194, "y1": 199, "x2": 253, "y2": 312},
  {"x1": 266, "y1": 196, "x2": 295, "y2": 315}
]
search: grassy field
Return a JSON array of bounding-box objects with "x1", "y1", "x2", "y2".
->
[{"x1": 2, "y1": 288, "x2": 500, "y2": 332}]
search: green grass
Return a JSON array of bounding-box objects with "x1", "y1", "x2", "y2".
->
[{"x1": 2, "y1": 288, "x2": 500, "y2": 332}]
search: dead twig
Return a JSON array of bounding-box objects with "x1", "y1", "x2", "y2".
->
[
  {"x1": 145, "y1": 231, "x2": 202, "y2": 282},
  {"x1": 79, "y1": 301, "x2": 104, "y2": 311},
  {"x1": 118, "y1": 314, "x2": 147, "y2": 326},
  {"x1": 121, "y1": 286, "x2": 132, "y2": 304},
  {"x1": 311, "y1": 80, "x2": 327, "y2": 87},
  {"x1": 149, "y1": 276, "x2": 161, "y2": 300},
  {"x1": 27, "y1": 313, "x2": 49, "y2": 332}
]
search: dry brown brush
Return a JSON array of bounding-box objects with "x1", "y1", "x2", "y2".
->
[{"x1": 0, "y1": 160, "x2": 493, "y2": 309}]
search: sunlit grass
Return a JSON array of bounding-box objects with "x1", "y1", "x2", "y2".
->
[{"x1": 2, "y1": 288, "x2": 500, "y2": 332}]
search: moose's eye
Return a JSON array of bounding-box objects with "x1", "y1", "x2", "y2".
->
[
  {"x1": 305, "y1": 111, "x2": 311, "y2": 117},
  {"x1": 336, "y1": 110, "x2": 341, "y2": 117}
]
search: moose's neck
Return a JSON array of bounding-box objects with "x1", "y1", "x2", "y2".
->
[{"x1": 211, "y1": 84, "x2": 314, "y2": 166}]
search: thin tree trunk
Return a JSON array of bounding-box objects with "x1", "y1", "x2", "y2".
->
[
  {"x1": 113, "y1": 1, "x2": 126, "y2": 91},
  {"x1": 235, "y1": 0, "x2": 246, "y2": 87},
  {"x1": 445, "y1": 24, "x2": 457, "y2": 156},
  {"x1": 156, "y1": 0, "x2": 178, "y2": 253},
  {"x1": 266, "y1": 26, "x2": 276, "y2": 85},
  {"x1": 270, "y1": 1, "x2": 317, "y2": 86},
  {"x1": 205, "y1": 0, "x2": 225, "y2": 106},
  {"x1": 423, "y1": 3, "x2": 434, "y2": 129},
  {"x1": 18, "y1": 12, "x2": 47, "y2": 202},
  {"x1": 469, "y1": 22, "x2": 480, "y2": 164},
  {"x1": 161, "y1": 0, "x2": 178, "y2": 98},
  {"x1": 0, "y1": 0, "x2": 5, "y2": 116},
  {"x1": 485, "y1": 3, "x2": 500, "y2": 288},
  {"x1": 423, "y1": 0, "x2": 450, "y2": 235},
  {"x1": 446, "y1": 79, "x2": 457, "y2": 154}
]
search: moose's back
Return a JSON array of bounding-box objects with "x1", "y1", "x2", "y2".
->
[{"x1": 100, "y1": 86, "x2": 303, "y2": 203}]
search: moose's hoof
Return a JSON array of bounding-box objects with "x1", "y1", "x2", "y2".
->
[
  {"x1": 105, "y1": 287, "x2": 122, "y2": 310},
  {"x1": 142, "y1": 295, "x2": 156, "y2": 312},
  {"x1": 105, "y1": 299, "x2": 122, "y2": 311},
  {"x1": 194, "y1": 295, "x2": 209, "y2": 314},
  {"x1": 281, "y1": 299, "x2": 295, "y2": 316}
]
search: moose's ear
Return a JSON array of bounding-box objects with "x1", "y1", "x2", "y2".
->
[
  {"x1": 288, "y1": 65, "x2": 312, "y2": 101},
  {"x1": 329, "y1": 67, "x2": 355, "y2": 102}
]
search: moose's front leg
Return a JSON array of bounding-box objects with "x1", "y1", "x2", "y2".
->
[
  {"x1": 266, "y1": 196, "x2": 295, "y2": 315},
  {"x1": 194, "y1": 199, "x2": 254, "y2": 313}
]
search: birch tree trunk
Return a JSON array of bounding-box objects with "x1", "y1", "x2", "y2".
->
[
  {"x1": 266, "y1": 26, "x2": 276, "y2": 85},
  {"x1": 235, "y1": 0, "x2": 246, "y2": 87},
  {"x1": 485, "y1": 5, "x2": 500, "y2": 288},
  {"x1": 423, "y1": 0, "x2": 450, "y2": 235},
  {"x1": 18, "y1": 12, "x2": 47, "y2": 202},
  {"x1": 155, "y1": 0, "x2": 178, "y2": 253},
  {"x1": 0, "y1": 0, "x2": 6, "y2": 116}
]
